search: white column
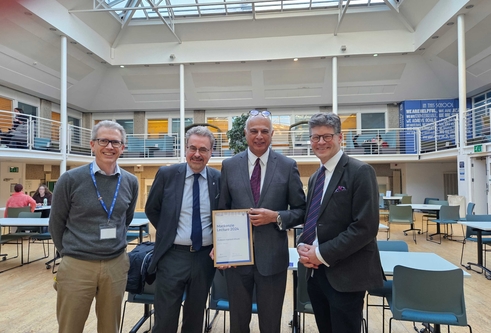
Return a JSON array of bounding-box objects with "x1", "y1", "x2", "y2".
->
[
  {"x1": 457, "y1": 14, "x2": 466, "y2": 153},
  {"x1": 180, "y1": 64, "x2": 185, "y2": 162},
  {"x1": 332, "y1": 57, "x2": 338, "y2": 114},
  {"x1": 60, "y1": 35, "x2": 67, "y2": 174}
]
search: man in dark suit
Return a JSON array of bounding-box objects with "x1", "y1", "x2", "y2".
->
[
  {"x1": 218, "y1": 110, "x2": 306, "y2": 333},
  {"x1": 297, "y1": 112, "x2": 384, "y2": 333},
  {"x1": 145, "y1": 126, "x2": 221, "y2": 333}
]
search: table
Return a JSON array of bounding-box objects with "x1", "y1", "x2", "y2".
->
[
  {"x1": 459, "y1": 221, "x2": 491, "y2": 279},
  {"x1": 289, "y1": 248, "x2": 300, "y2": 332},
  {"x1": 398, "y1": 204, "x2": 442, "y2": 237},
  {"x1": 0, "y1": 218, "x2": 149, "y2": 266}
]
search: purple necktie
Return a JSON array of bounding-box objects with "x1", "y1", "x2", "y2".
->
[
  {"x1": 250, "y1": 158, "x2": 261, "y2": 206},
  {"x1": 191, "y1": 173, "x2": 202, "y2": 251},
  {"x1": 300, "y1": 166, "x2": 326, "y2": 245}
]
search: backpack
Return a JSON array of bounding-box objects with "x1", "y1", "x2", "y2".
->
[{"x1": 126, "y1": 241, "x2": 155, "y2": 294}]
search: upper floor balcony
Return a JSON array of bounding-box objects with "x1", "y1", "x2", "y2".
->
[{"x1": 1, "y1": 104, "x2": 490, "y2": 166}]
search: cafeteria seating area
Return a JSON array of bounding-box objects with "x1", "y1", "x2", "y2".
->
[{"x1": 0, "y1": 212, "x2": 489, "y2": 333}]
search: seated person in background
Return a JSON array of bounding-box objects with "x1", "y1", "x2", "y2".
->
[
  {"x1": 32, "y1": 184, "x2": 52, "y2": 207},
  {"x1": 352, "y1": 133, "x2": 360, "y2": 147},
  {"x1": 12, "y1": 108, "x2": 27, "y2": 131},
  {"x1": 4, "y1": 183, "x2": 37, "y2": 217},
  {"x1": 372, "y1": 134, "x2": 388, "y2": 148}
]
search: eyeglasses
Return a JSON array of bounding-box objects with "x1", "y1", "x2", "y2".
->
[
  {"x1": 94, "y1": 138, "x2": 123, "y2": 148},
  {"x1": 187, "y1": 146, "x2": 211, "y2": 154},
  {"x1": 310, "y1": 134, "x2": 337, "y2": 143},
  {"x1": 249, "y1": 110, "x2": 271, "y2": 117}
]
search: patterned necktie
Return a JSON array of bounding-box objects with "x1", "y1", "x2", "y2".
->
[
  {"x1": 250, "y1": 158, "x2": 261, "y2": 206},
  {"x1": 300, "y1": 166, "x2": 326, "y2": 245},
  {"x1": 191, "y1": 173, "x2": 202, "y2": 251}
]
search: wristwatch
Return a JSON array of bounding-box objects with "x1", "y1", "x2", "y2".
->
[{"x1": 276, "y1": 212, "x2": 282, "y2": 229}]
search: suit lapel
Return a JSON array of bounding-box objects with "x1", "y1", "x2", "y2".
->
[
  {"x1": 260, "y1": 150, "x2": 277, "y2": 205},
  {"x1": 174, "y1": 164, "x2": 187, "y2": 223},
  {"x1": 238, "y1": 152, "x2": 255, "y2": 206},
  {"x1": 319, "y1": 153, "x2": 349, "y2": 215},
  {"x1": 206, "y1": 167, "x2": 219, "y2": 209}
]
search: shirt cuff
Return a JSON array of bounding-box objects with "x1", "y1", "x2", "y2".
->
[{"x1": 314, "y1": 244, "x2": 330, "y2": 267}]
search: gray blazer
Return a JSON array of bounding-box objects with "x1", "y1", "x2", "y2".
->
[
  {"x1": 219, "y1": 149, "x2": 306, "y2": 276},
  {"x1": 145, "y1": 163, "x2": 221, "y2": 274}
]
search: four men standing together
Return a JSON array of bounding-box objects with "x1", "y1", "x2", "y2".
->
[{"x1": 49, "y1": 111, "x2": 382, "y2": 333}]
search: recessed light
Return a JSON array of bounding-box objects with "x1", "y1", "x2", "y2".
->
[
  {"x1": 189, "y1": 63, "x2": 195, "y2": 65},
  {"x1": 432, "y1": 36, "x2": 439, "y2": 39},
  {"x1": 70, "y1": 41, "x2": 77, "y2": 45},
  {"x1": 240, "y1": 61, "x2": 246, "y2": 64},
  {"x1": 86, "y1": 52, "x2": 93, "y2": 55},
  {"x1": 293, "y1": 58, "x2": 298, "y2": 61},
  {"x1": 465, "y1": 5, "x2": 474, "y2": 9},
  {"x1": 267, "y1": 60, "x2": 272, "y2": 62},
  {"x1": 215, "y1": 62, "x2": 220, "y2": 65},
  {"x1": 419, "y1": 48, "x2": 426, "y2": 51},
  {"x1": 101, "y1": 61, "x2": 107, "y2": 64},
  {"x1": 447, "y1": 22, "x2": 455, "y2": 26},
  {"x1": 120, "y1": 65, "x2": 124, "y2": 68},
  {"x1": 320, "y1": 56, "x2": 326, "y2": 59},
  {"x1": 24, "y1": 12, "x2": 32, "y2": 16},
  {"x1": 373, "y1": 54, "x2": 378, "y2": 57},
  {"x1": 169, "y1": 64, "x2": 174, "y2": 66},
  {"x1": 144, "y1": 65, "x2": 149, "y2": 67},
  {"x1": 344, "y1": 55, "x2": 350, "y2": 58},
  {"x1": 402, "y1": 53, "x2": 408, "y2": 55},
  {"x1": 49, "y1": 28, "x2": 57, "y2": 31}
]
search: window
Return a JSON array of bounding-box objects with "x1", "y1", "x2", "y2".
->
[{"x1": 361, "y1": 113, "x2": 385, "y2": 129}]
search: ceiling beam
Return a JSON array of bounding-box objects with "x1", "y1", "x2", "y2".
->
[
  {"x1": 383, "y1": 0, "x2": 414, "y2": 33},
  {"x1": 334, "y1": 0, "x2": 350, "y2": 36}
]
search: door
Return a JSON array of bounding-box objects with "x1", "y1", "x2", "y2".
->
[{"x1": 471, "y1": 157, "x2": 487, "y2": 214}]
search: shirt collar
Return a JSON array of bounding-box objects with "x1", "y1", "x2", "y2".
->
[
  {"x1": 322, "y1": 149, "x2": 343, "y2": 173},
  {"x1": 186, "y1": 164, "x2": 207, "y2": 179},
  {"x1": 92, "y1": 161, "x2": 121, "y2": 176},
  {"x1": 247, "y1": 148, "x2": 269, "y2": 167}
]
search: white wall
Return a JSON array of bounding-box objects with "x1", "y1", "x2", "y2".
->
[{"x1": 404, "y1": 162, "x2": 458, "y2": 203}]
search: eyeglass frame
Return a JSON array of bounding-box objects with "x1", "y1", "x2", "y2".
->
[
  {"x1": 187, "y1": 145, "x2": 212, "y2": 154},
  {"x1": 94, "y1": 138, "x2": 124, "y2": 148},
  {"x1": 309, "y1": 133, "x2": 339, "y2": 143},
  {"x1": 249, "y1": 110, "x2": 271, "y2": 117}
]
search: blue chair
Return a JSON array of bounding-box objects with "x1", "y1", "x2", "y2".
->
[
  {"x1": 389, "y1": 265, "x2": 472, "y2": 333},
  {"x1": 460, "y1": 214, "x2": 491, "y2": 275},
  {"x1": 420, "y1": 197, "x2": 439, "y2": 233},
  {"x1": 426, "y1": 205, "x2": 460, "y2": 244},
  {"x1": 127, "y1": 212, "x2": 151, "y2": 244},
  {"x1": 365, "y1": 240, "x2": 408, "y2": 333},
  {"x1": 33, "y1": 137, "x2": 51, "y2": 151},
  {"x1": 459, "y1": 203, "x2": 476, "y2": 221},
  {"x1": 205, "y1": 270, "x2": 257, "y2": 333},
  {"x1": 388, "y1": 205, "x2": 418, "y2": 243}
]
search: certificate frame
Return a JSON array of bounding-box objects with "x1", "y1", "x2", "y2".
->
[{"x1": 212, "y1": 209, "x2": 254, "y2": 267}]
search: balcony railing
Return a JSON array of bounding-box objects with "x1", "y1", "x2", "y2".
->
[{"x1": 3, "y1": 106, "x2": 490, "y2": 159}]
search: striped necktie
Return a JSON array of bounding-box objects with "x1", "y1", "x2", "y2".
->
[
  {"x1": 250, "y1": 158, "x2": 261, "y2": 206},
  {"x1": 299, "y1": 166, "x2": 326, "y2": 245}
]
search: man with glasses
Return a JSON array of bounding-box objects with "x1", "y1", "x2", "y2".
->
[
  {"x1": 49, "y1": 120, "x2": 139, "y2": 333},
  {"x1": 218, "y1": 110, "x2": 306, "y2": 333},
  {"x1": 297, "y1": 113, "x2": 383, "y2": 332},
  {"x1": 145, "y1": 126, "x2": 220, "y2": 333}
]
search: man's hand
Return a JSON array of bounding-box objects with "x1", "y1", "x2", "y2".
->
[
  {"x1": 297, "y1": 244, "x2": 321, "y2": 269},
  {"x1": 209, "y1": 247, "x2": 233, "y2": 270},
  {"x1": 248, "y1": 208, "x2": 277, "y2": 226}
]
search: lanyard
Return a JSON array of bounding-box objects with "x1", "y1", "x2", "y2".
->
[{"x1": 90, "y1": 163, "x2": 122, "y2": 224}]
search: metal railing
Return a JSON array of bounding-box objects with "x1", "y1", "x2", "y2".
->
[{"x1": 0, "y1": 109, "x2": 471, "y2": 159}]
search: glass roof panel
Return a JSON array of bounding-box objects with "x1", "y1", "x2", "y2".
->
[{"x1": 105, "y1": 0, "x2": 388, "y2": 20}]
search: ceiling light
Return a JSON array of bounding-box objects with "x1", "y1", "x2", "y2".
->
[
  {"x1": 86, "y1": 52, "x2": 93, "y2": 55},
  {"x1": 447, "y1": 22, "x2": 455, "y2": 26},
  {"x1": 465, "y1": 5, "x2": 474, "y2": 9},
  {"x1": 49, "y1": 28, "x2": 57, "y2": 31},
  {"x1": 402, "y1": 53, "x2": 408, "y2": 55},
  {"x1": 144, "y1": 65, "x2": 149, "y2": 67},
  {"x1": 189, "y1": 63, "x2": 195, "y2": 65},
  {"x1": 373, "y1": 54, "x2": 378, "y2": 57},
  {"x1": 169, "y1": 64, "x2": 174, "y2": 66},
  {"x1": 344, "y1": 55, "x2": 350, "y2": 58},
  {"x1": 293, "y1": 58, "x2": 298, "y2": 61},
  {"x1": 101, "y1": 61, "x2": 107, "y2": 64},
  {"x1": 215, "y1": 62, "x2": 220, "y2": 65},
  {"x1": 240, "y1": 61, "x2": 246, "y2": 64},
  {"x1": 267, "y1": 60, "x2": 272, "y2": 62},
  {"x1": 70, "y1": 41, "x2": 77, "y2": 45},
  {"x1": 432, "y1": 36, "x2": 439, "y2": 39},
  {"x1": 24, "y1": 12, "x2": 32, "y2": 16},
  {"x1": 419, "y1": 48, "x2": 426, "y2": 51},
  {"x1": 320, "y1": 56, "x2": 326, "y2": 59},
  {"x1": 169, "y1": 54, "x2": 175, "y2": 60},
  {"x1": 120, "y1": 65, "x2": 124, "y2": 68}
]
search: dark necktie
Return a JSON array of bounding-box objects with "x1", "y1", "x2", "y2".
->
[
  {"x1": 250, "y1": 158, "x2": 261, "y2": 206},
  {"x1": 300, "y1": 166, "x2": 326, "y2": 245},
  {"x1": 191, "y1": 173, "x2": 202, "y2": 251}
]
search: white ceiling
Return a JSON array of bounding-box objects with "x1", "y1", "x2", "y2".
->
[{"x1": 0, "y1": 0, "x2": 489, "y2": 113}]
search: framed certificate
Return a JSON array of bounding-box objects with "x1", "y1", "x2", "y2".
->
[{"x1": 212, "y1": 209, "x2": 254, "y2": 267}]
